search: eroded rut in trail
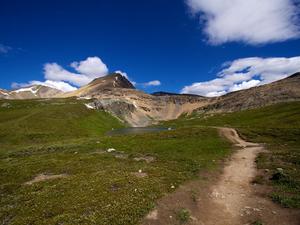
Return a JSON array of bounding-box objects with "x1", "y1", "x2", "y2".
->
[{"x1": 142, "y1": 128, "x2": 300, "y2": 225}]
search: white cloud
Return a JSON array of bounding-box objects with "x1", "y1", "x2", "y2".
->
[
  {"x1": 71, "y1": 57, "x2": 108, "y2": 77},
  {"x1": 228, "y1": 80, "x2": 261, "y2": 92},
  {"x1": 143, "y1": 80, "x2": 161, "y2": 86},
  {"x1": 181, "y1": 56, "x2": 300, "y2": 96},
  {"x1": 44, "y1": 63, "x2": 92, "y2": 86},
  {"x1": 0, "y1": 44, "x2": 12, "y2": 54},
  {"x1": 44, "y1": 56, "x2": 109, "y2": 86},
  {"x1": 12, "y1": 56, "x2": 109, "y2": 92},
  {"x1": 186, "y1": 0, "x2": 300, "y2": 45}
]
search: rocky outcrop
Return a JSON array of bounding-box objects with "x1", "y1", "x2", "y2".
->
[
  {"x1": 81, "y1": 88, "x2": 209, "y2": 126},
  {"x1": 61, "y1": 73, "x2": 210, "y2": 126}
]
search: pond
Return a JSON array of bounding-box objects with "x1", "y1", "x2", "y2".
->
[{"x1": 107, "y1": 127, "x2": 172, "y2": 136}]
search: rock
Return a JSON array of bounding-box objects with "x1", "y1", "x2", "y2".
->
[
  {"x1": 133, "y1": 156, "x2": 155, "y2": 163},
  {"x1": 107, "y1": 148, "x2": 116, "y2": 153},
  {"x1": 276, "y1": 168, "x2": 284, "y2": 172},
  {"x1": 146, "y1": 209, "x2": 158, "y2": 220},
  {"x1": 1, "y1": 102, "x2": 11, "y2": 108}
]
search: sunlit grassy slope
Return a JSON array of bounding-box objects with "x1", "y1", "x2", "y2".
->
[
  {"x1": 0, "y1": 98, "x2": 125, "y2": 147},
  {"x1": 163, "y1": 101, "x2": 300, "y2": 208},
  {"x1": 0, "y1": 98, "x2": 231, "y2": 225}
]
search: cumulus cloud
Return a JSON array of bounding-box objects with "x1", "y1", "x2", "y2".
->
[
  {"x1": 143, "y1": 80, "x2": 161, "y2": 86},
  {"x1": 12, "y1": 56, "x2": 110, "y2": 92},
  {"x1": 70, "y1": 57, "x2": 108, "y2": 77},
  {"x1": 181, "y1": 56, "x2": 300, "y2": 97},
  {"x1": 44, "y1": 63, "x2": 92, "y2": 87},
  {"x1": 0, "y1": 44, "x2": 12, "y2": 54},
  {"x1": 228, "y1": 80, "x2": 261, "y2": 92},
  {"x1": 186, "y1": 0, "x2": 300, "y2": 45},
  {"x1": 45, "y1": 56, "x2": 109, "y2": 86}
]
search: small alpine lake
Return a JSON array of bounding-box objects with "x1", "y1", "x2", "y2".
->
[{"x1": 107, "y1": 127, "x2": 172, "y2": 136}]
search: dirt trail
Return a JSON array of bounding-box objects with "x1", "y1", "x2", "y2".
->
[{"x1": 142, "y1": 127, "x2": 300, "y2": 225}]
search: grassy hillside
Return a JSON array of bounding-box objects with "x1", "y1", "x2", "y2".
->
[
  {"x1": 0, "y1": 99, "x2": 231, "y2": 225},
  {"x1": 0, "y1": 98, "x2": 124, "y2": 148},
  {"x1": 163, "y1": 101, "x2": 300, "y2": 208}
]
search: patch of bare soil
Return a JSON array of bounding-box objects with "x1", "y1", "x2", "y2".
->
[
  {"x1": 24, "y1": 174, "x2": 68, "y2": 185},
  {"x1": 142, "y1": 128, "x2": 300, "y2": 225}
]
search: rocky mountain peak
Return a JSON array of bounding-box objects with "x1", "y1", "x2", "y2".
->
[{"x1": 89, "y1": 73, "x2": 135, "y2": 89}]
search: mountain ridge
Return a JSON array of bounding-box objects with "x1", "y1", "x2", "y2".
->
[
  {"x1": 0, "y1": 85, "x2": 63, "y2": 99},
  {"x1": 1, "y1": 72, "x2": 299, "y2": 126},
  {"x1": 195, "y1": 72, "x2": 300, "y2": 113}
]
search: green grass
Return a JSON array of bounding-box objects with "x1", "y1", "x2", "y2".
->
[
  {"x1": 0, "y1": 98, "x2": 124, "y2": 148},
  {"x1": 163, "y1": 101, "x2": 300, "y2": 208},
  {"x1": 0, "y1": 98, "x2": 231, "y2": 224},
  {"x1": 176, "y1": 208, "x2": 190, "y2": 224}
]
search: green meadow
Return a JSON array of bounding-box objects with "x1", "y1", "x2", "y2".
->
[
  {"x1": 163, "y1": 101, "x2": 300, "y2": 208},
  {"x1": 0, "y1": 98, "x2": 231, "y2": 225}
]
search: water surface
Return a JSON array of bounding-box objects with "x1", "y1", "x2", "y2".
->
[{"x1": 107, "y1": 127, "x2": 171, "y2": 136}]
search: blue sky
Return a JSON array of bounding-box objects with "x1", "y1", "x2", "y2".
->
[{"x1": 1, "y1": 0, "x2": 300, "y2": 96}]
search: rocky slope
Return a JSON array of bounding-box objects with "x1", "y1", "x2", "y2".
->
[
  {"x1": 0, "y1": 85, "x2": 63, "y2": 99},
  {"x1": 63, "y1": 73, "x2": 210, "y2": 126},
  {"x1": 195, "y1": 72, "x2": 300, "y2": 114},
  {"x1": 82, "y1": 87, "x2": 209, "y2": 126}
]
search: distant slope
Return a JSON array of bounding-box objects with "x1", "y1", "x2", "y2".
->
[
  {"x1": 151, "y1": 92, "x2": 201, "y2": 97},
  {"x1": 165, "y1": 101, "x2": 300, "y2": 129},
  {"x1": 196, "y1": 73, "x2": 300, "y2": 113},
  {"x1": 0, "y1": 89, "x2": 9, "y2": 98},
  {"x1": 0, "y1": 85, "x2": 63, "y2": 99},
  {"x1": 0, "y1": 98, "x2": 124, "y2": 146}
]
